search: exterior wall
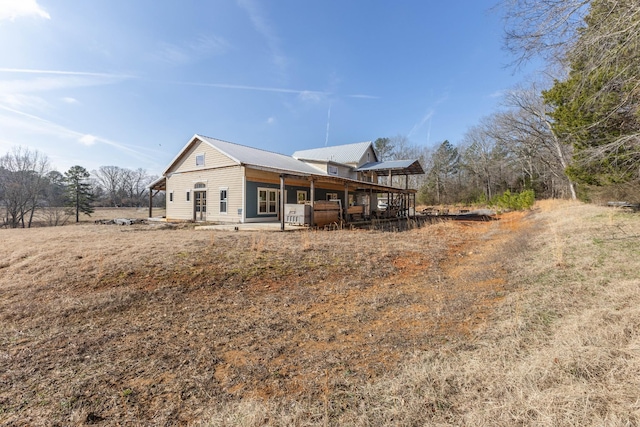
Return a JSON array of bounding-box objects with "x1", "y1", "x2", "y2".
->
[
  {"x1": 166, "y1": 165, "x2": 244, "y2": 223},
  {"x1": 243, "y1": 168, "x2": 360, "y2": 222},
  {"x1": 168, "y1": 139, "x2": 236, "y2": 174},
  {"x1": 299, "y1": 159, "x2": 357, "y2": 180},
  {"x1": 357, "y1": 146, "x2": 377, "y2": 167},
  {"x1": 300, "y1": 160, "x2": 327, "y2": 174}
]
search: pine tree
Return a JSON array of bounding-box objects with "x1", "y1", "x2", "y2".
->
[{"x1": 65, "y1": 166, "x2": 94, "y2": 222}]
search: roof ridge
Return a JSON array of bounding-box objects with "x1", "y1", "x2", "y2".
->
[
  {"x1": 197, "y1": 134, "x2": 291, "y2": 158},
  {"x1": 293, "y1": 140, "x2": 371, "y2": 152}
]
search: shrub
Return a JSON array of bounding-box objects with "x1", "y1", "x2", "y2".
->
[{"x1": 490, "y1": 189, "x2": 535, "y2": 211}]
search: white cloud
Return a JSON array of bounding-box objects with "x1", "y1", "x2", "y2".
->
[
  {"x1": 79, "y1": 134, "x2": 97, "y2": 146},
  {"x1": 266, "y1": 116, "x2": 275, "y2": 125},
  {"x1": 0, "y1": 0, "x2": 50, "y2": 21},
  {"x1": 61, "y1": 97, "x2": 78, "y2": 104},
  {"x1": 298, "y1": 90, "x2": 326, "y2": 103}
]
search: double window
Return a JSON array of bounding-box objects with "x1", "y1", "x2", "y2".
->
[{"x1": 258, "y1": 188, "x2": 278, "y2": 214}]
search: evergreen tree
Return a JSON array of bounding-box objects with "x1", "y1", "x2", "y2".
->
[
  {"x1": 65, "y1": 166, "x2": 94, "y2": 222},
  {"x1": 543, "y1": 0, "x2": 640, "y2": 188}
]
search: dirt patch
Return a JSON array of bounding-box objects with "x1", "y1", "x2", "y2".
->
[{"x1": 0, "y1": 211, "x2": 533, "y2": 425}]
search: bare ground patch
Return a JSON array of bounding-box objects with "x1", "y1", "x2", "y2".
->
[{"x1": 2, "y1": 203, "x2": 638, "y2": 426}]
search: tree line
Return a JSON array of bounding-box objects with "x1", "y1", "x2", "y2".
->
[
  {"x1": 381, "y1": 0, "x2": 639, "y2": 205},
  {"x1": 500, "y1": 0, "x2": 640, "y2": 201},
  {"x1": 0, "y1": 147, "x2": 162, "y2": 228},
  {"x1": 375, "y1": 123, "x2": 573, "y2": 207}
]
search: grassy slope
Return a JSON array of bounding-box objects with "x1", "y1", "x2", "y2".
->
[{"x1": 1, "y1": 201, "x2": 639, "y2": 426}]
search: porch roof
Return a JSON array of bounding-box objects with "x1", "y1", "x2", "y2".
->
[{"x1": 356, "y1": 159, "x2": 425, "y2": 176}]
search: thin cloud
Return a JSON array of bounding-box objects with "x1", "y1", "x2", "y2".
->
[
  {"x1": 0, "y1": 68, "x2": 134, "y2": 79},
  {"x1": 298, "y1": 90, "x2": 326, "y2": 103},
  {"x1": 408, "y1": 110, "x2": 435, "y2": 138},
  {"x1": 0, "y1": 0, "x2": 50, "y2": 21},
  {"x1": 408, "y1": 93, "x2": 450, "y2": 139},
  {"x1": 236, "y1": 0, "x2": 288, "y2": 72},
  {"x1": 150, "y1": 34, "x2": 229, "y2": 65},
  {"x1": 348, "y1": 94, "x2": 379, "y2": 99},
  {"x1": 61, "y1": 97, "x2": 79, "y2": 104},
  {"x1": 171, "y1": 80, "x2": 328, "y2": 97},
  {"x1": 0, "y1": 104, "x2": 153, "y2": 161}
]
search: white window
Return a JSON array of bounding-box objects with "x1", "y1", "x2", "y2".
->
[
  {"x1": 326, "y1": 193, "x2": 338, "y2": 201},
  {"x1": 194, "y1": 182, "x2": 206, "y2": 189},
  {"x1": 220, "y1": 188, "x2": 228, "y2": 214},
  {"x1": 328, "y1": 165, "x2": 338, "y2": 175},
  {"x1": 297, "y1": 190, "x2": 307, "y2": 204},
  {"x1": 258, "y1": 188, "x2": 278, "y2": 214},
  {"x1": 186, "y1": 190, "x2": 190, "y2": 202},
  {"x1": 169, "y1": 191, "x2": 174, "y2": 202},
  {"x1": 195, "y1": 154, "x2": 205, "y2": 166}
]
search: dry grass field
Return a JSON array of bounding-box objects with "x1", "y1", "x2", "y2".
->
[{"x1": 1, "y1": 201, "x2": 639, "y2": 426}]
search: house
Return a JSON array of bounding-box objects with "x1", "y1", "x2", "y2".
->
[{"x1": 149, "y1": 134, "x2": 424, "y2": 227}]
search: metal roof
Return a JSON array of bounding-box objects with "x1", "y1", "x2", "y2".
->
[
  {"x1": 292, "y1": 141, "x2": 374, "y2": 165},
  {"x1": 198, "y1": 135, "x2": 324, "y2": 176},
  {"x1": 356, "y1": 159, "x2": 425, "y2": 175}
]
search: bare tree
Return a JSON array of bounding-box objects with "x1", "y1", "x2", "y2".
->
[
  {"x1": 121, "y1": 168, "x2": 151, "y2": 207},
  {"x1": 0, "y1": 147, "x2": 50, "y2": 228},
  {"x1": 500, "y1": 0, "x2": 590, "y2": 66},
  {"x1": 93, "y1": 166, "x2": 125, "y2": 207},
  {"x1": 497, "y1": 84, "x2": 577, "y2": 199}
]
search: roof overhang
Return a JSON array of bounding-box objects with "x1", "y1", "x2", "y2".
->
[
  {"x1": 148, "y1": 176, "x2": 166, "y2": 191},
  {"x1": 245, "y1": 164, "x2": 416, "y2": 194},
  {"x1": 356, "y1": 159, "x2": 425, "y2": 176}
]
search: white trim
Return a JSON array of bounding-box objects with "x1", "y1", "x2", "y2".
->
[{"x1": 195, "y1": 153, "x2": 205, "y2": 166}]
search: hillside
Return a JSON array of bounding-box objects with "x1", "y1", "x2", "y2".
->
[{"x1": 1, "y1": 201, "x2": 639, "y2": 426}]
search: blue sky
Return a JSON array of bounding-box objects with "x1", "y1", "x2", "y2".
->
[{"x1": 0, "y1": 0, "x2": 532, "y2": 175}]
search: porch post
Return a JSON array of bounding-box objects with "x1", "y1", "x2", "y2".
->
[
  {"x1": 387, "y1": 192, "x2": 391, "y2": 218},
  {"x1": 310, "y1": 178, "x2": 315, "y2": 227},
  {"x1": 280, "y1": 175, "x2": 285, "y2": 231},
  {"x1": 148, "y1": 190, "x2": 153, "y2": 218},
  {"x1": 343, "y1": 183, "x2": 349, "y2": 222}
]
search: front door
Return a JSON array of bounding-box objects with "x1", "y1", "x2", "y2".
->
[{"x1": 194, "y1": 191, "x2": 207, "y2": 221}]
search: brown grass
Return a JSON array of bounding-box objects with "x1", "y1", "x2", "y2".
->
[{"x1": 1, "y1": 202, "x2": 639, "y2": 425}]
